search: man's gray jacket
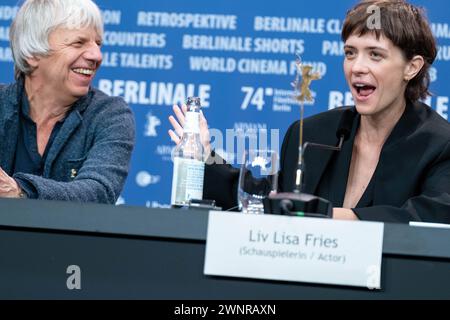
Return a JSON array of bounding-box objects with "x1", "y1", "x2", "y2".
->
[{"x1": 0, "y1": 79, "x2": 135, "y2": 204}]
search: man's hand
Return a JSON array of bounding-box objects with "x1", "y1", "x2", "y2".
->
[
  {"x1": 168, "y1": 104, "x2": 211, "y2": 156},
  {"x1": 333, "y1": 208, "x2": 359, "y2": 220},
  {"x1": 0, "y1": 167, "x2": 22, "y2": 198}
]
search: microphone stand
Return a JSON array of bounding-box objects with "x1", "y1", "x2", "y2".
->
[
  {"x1": 264, "y1": 140, "x2": 340, "y2": 218},
  {"x1": 294, "y1": 138, "x2": 345, "y2": 193},
  {"x1": 263, "y1": 58, "x2": 335, "y2": 218}
]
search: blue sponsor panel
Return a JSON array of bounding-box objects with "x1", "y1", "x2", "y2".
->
[{"x1": 0, "y1": 0, "x2": 449, "y2": 207}]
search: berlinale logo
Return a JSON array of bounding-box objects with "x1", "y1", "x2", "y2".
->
[
  {"x1": 144, "y1": 112, "x2": 161, "y2": 137},
  {"x1": 136, "y1": 171, "x2": 161, "y2": 187}
]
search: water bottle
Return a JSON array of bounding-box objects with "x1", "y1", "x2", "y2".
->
[{"x1": 170, "y1": 97, "x2": 205, "y2": 206}]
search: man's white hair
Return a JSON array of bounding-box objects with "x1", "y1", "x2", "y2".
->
[{"x1": 9, "y1": 0, "x2": 104, "y2": 78}]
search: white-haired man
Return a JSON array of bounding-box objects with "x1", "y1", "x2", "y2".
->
[{"x1": 0, "y1": 0, "x2": 135, "y2": 204}]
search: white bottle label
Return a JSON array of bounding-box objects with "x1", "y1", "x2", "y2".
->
[{"x1": 171, "y1": 157, "x2": 205, "y2": 205}]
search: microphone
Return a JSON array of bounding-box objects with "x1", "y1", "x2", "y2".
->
[
  {"x1": 296, "y1": 108, "x2": 356, "y2": 192},
  {"x1": 264, "y1": 109, "x2": 356, "y2": 218},
  {"x1": 264, "y1": 54, "x2": 356, "y2": 218},
  {"x1": 306, "y1": 108, "x2": 356, "y2": 154},
  {"x1": 336, "y1": 108, "x2": 356, "y2": 142}
]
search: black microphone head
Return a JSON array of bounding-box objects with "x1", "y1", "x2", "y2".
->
[{"x1": 336, "y1": 109, "x2": 356, "y2": 141}]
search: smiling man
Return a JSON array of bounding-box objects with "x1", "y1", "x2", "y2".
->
[{"x1": 0, "y1": 0, "x2": 135, "y2": 204}]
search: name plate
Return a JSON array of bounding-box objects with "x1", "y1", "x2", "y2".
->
[{"x1": 204, "y1": 211, "x2": 384, "y2": 289}]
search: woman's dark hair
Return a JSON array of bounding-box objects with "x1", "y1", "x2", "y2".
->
[{"x1": 342, "y1": 0, "x2": 437, "y2": 102}]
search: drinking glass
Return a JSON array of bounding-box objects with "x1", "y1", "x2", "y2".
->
[{"x1": 237, "y1": 149, "x2": 278, "y2": 214}]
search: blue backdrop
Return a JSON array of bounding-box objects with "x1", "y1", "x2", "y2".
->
[{"x1": 0, "y1": 0, "x2": 449, "y2": 207}]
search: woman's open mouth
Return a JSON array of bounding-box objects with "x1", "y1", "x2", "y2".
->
[{"x1": 353, "y1": 82, "x2": 376, "y2": 101}]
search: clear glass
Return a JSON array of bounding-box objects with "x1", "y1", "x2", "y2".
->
[
  {"x1": 170, "y1": 97, "x2": 205, "y2": 206},
  {"x1": 237, "y1": 149, "x2": 278, "y2": 214}
]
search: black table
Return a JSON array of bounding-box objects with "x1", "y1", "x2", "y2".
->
[{"x1": 0, "y1": 198, "x2": 449, "y2": 299}]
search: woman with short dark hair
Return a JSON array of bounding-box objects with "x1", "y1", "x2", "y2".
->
[{"x1": 169, "y1": 0, "x2": 450, "y2": 223}]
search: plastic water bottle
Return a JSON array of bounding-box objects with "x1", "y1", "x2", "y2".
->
[{"x1": 170, "y1": 97, "x2": 205, "y2": 206}]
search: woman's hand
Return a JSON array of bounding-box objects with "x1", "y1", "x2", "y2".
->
[
  {"x1": 333, "y1": 208, "x2": 359, "y2": 220},
  {"x1": 168, "y1": 104, "x2": 211, "y2": 155}
]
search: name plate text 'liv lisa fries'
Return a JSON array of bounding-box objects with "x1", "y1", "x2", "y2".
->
[{"x1": 204, "y1": 211, "x2": 384, "y2": 289}]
